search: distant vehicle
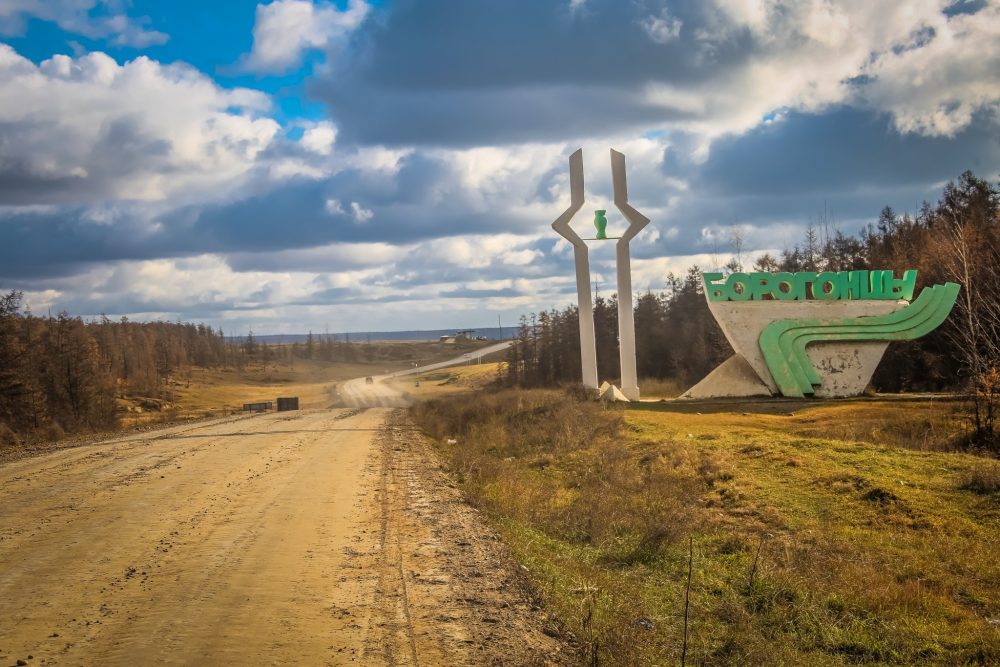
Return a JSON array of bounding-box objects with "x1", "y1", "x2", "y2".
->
[
  {"x1": 475, "y1": 336, "x2": 487, "y2": 341},
  {"x1": 365, "y1": 376, "x2": 374, "y2": 384}
]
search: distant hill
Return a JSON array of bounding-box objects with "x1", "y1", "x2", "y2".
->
[{"x1": 234, "y1": 327, "x2": 510, "y2": 344}]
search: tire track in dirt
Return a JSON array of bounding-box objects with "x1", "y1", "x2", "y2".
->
[
  {"x1": 0, "y1": 409, "x2": 381, "y2": 665},
  {"x1": 364, "y1": 424, "x2": 422, "y2": 665},
  {"x1": 349, "y1": 411, "x2": 570, "y2": 666},
  {"x1": 0, "y1": 403, "x2": 569, "y2": 666}
]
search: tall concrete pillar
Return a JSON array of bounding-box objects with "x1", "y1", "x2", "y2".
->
[
  {"x1": 611, "y1": 149, "x2": 650, "y2": 401},
  {"x1": 551, "y1": 149, "x2": 599, "y2": 391}
]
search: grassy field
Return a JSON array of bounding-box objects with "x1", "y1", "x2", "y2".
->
[
  {"x1": 386, "y1": 362, "x2": 502, "y2": 401},
  {"x1": 411, "y1": 388, "x2": 1000, "y2": 665}
]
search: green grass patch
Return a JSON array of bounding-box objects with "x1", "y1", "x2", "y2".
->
[{"x1": 412, "y1": 389, "x2": 1000, "y2": 665}]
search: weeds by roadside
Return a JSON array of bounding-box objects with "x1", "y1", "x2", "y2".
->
[{"x1": 412, "y1": 388, "x2": 1000, "y2": 665}]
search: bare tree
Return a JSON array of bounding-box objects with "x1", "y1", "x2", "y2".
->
[
  {"x1": 728, "y1": 224, "x2": 746, "y2": 273},
  {"x1": 939, "y1": 215, "x2": 1000, "y2": 445}
]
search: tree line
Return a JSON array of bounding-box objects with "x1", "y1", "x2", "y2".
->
[
  {"x1": 0, "y1": 304, "x2": 230, "y2": 443},
  {"x1": 0, "y1": 305, "x2": 455, "y2": 444},
  {"x1": 505, "y1": 170, "x2": 1000, "y2": 446}
]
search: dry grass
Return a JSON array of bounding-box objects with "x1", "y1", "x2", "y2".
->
[
  {"x1": 387, "y1": 363, "x2": 502, "y2": 400},
  {"x1": 960, "y1": 463, "x2": 1000, "y2": 495},
  {"x1": 119, "y1": 341, "x2": 483, "y2": 426},
  {"x1": 116, "y1": 359, "x2": 347, "y2": 425},
  {"x1": 412, "y1": 389, "x2": 1000, "y2": 665},
  {"x1": 632, "y1": 396, "x2": 966, "y2": 452},
  {"x1": 636, "y1": 377, "x2": 687, "y2": 400},
  {"x1": 781, "y1": 398, "x2": 964, "y2": 451}
]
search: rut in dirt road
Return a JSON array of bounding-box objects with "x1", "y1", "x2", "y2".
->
[
  {"x1": 0, "y1": 406, "x2": 568, "y2": 666},
  {"x1": 348, "y1": 411, "x2": 568, "y2": 666}
]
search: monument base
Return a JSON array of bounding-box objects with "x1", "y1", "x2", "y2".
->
[
  {"x1": 598, "y1": 381, "x2": 631, "y2": 402},
  {"x1": 681, "y1": 355, "x2": 772, "y2": 399}
]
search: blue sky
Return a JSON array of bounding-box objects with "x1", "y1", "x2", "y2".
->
[{"x1": 0, "y1": 0, "x2": 998, "y2": 334}]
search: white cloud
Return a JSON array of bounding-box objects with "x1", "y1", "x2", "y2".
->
[
  {"x1": 858, "y1": 3, "x2": 1000, "y2": 136},
  {"x1": 641, "y1": 11, "x2": 682, "y2": 43},
  {"x1": 300, "y1": 121, "x2": 337, "y2": 154},
  {"x1": 244, "y1": 0, "x2": 369, "y2": 74},
  {"x1": 270, "y1": 159, "x2": 329, "y2": 180},
  {"x1": 444, "y1": 144, "x2": 567, "y2": 209},
  {"x1": 0, "y1": 46, "x2": 279, "y2": 204},
  {"x1": 350, "y1": 201, "x2": 374, "y2": 222},
  {"x1": 4, "y1": 3, "x2": 999, "y2": 334},
  {"x1": 691, "y1": 0, "x2": 1000, "y2": 139},
  {"x1": 502, "y1": 249, "x2": 542, "y2": 265},
  {"x1": 228, "y1": 242, "x2": 406, "y2": 273},
  {"x1": 0, "y1": 0, "x2": 167, "y2": 47}
]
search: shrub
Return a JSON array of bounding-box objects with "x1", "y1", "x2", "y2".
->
[
  {"x1": 0, "y1": 421, "x2": 20, "y2": 447},
  {"x1": 959, "y1": 465, "x2": 1000, "y2": 495},
  {"x1": 43, "y1": 421, "x2": 65, "y2": 442}
]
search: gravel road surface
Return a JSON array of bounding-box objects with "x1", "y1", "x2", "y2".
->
[{"x1": 0, "y1": 355, "x2": 566, "y2": 666}]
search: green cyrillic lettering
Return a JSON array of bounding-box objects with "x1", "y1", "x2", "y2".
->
[
  {"x1": 815, "y1": 272, "x2": 840, "y2": 300},
  {"x1": 884, "y1": 270, "x2": 917, "y2": 300},
  {"x1": 845, "y1": 271, "x2": 865, "y2": 299},
  {"x1": 773, "y1": 272, "x2": 796, "y2": 300},
  {"x1": 700, "y1": 269, "x2": 920, "y2": 302},
  {"x1": 750, "y1": 272, "x2": 774, "y2": 299},
  {"x1": 793, "y1": 272, "x2": 816, "y2": 300},
  {"x1": 703, "y1": 272, "x2": 726, "y2": 301},
  {"x1": 727, "y1": 272, "x2": 753, "y2": 301}
]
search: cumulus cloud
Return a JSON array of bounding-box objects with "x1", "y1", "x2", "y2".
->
[
  {"x1": 11, "y1": 234, "x2": 574, "y2": 334},
  {"x1": 695, "y1": 0, "x2": 1000, "y2": 139},
  {"x1": 243, "y1": 0, "x2": 369, "y2": 74},
  {"x1": 641, "y1": 10, "x2": 682, "y2": 44},
  {"x1": 0, "y1": 46, "x2": 279, "y2": 206},
  {"x1": 2, "y1": 3, "x2": 999, "y2": 333},
  {"x1": 350, "y1": 201, "x2": 373, "y2": 222},
  {"x1": 300, "y1": 121, "x2": 337, "y2": 154},
  {"x1": 317, "y1": 0, "x2": 1000, "y2": 148},
  {"x1": 0, "y1": 0, "x2": 168, "y2": 47},
  {"x1": 856, "y1": 2, "x2": 1000, "y2": 136}
]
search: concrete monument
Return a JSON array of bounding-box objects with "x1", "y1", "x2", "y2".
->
[
  {"x1": 551, "y1": 148, "x2": 650, "y2": 400},
  {"x1": 683, "y1": 270, "x2": 960, "y2": 398}
]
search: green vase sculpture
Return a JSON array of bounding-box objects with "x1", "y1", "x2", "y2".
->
[{"x1": 594, "y1": 209, "x2": 608, "y2": 240}]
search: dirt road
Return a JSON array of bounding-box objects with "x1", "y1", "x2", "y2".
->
[
  {"x1": 337, "y1": 342, "x2": 511, "y2": 409},
  {"x1": 0, "y1": 373, "x2": 565, "y2": 665}
]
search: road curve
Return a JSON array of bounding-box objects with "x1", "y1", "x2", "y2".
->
[{"x1": 337, "y1": 341, "x2": 511, "y2": 408}]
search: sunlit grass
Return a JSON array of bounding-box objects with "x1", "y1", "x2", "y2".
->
[
  {"x1": 412, "y1": 389, "x2": 1000, "y2": 665},
  {"x1": 388, "y1": 362, "x2": 503, "y2": 400}
]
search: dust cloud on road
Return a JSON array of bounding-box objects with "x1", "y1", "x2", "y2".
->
[
  {"x1": 337, "y1": 341, "x2": 511, "y2": 409},
  {"x1": 0, "y1": 372, "x2": 565, "y2": 665}
]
